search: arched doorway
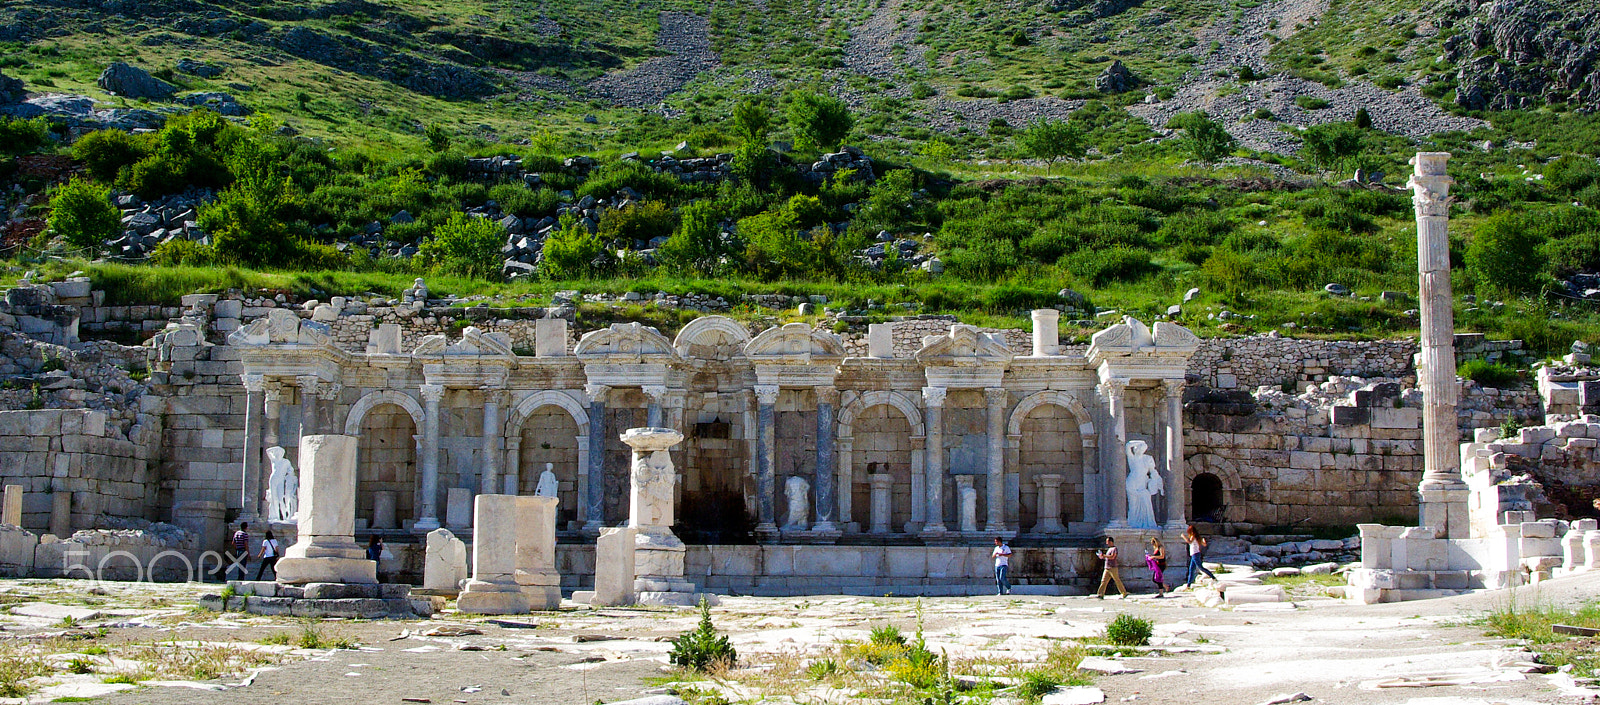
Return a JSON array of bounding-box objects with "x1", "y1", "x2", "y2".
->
[
  {"x1": 1017, "y1": 403, "x2": 1086, "y2": 531},
  {"x1": 851, "y1": 404, "x2": 915, "y2": 533},
  {"x1": 518, "y1": 406, "x2": 581, "y2": 527},
  {"x1": 357, "y1": 404, "x2": 418, "y2": 530},
  {"x1": 1191, "y1": 473, "x2": 1225, "y2": 523}
]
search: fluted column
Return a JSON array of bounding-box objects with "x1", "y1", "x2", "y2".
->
[
  {"x1": 643, "y1": 385, "x2": 667, "y2": 428},
  {"x1": 984, "y1": 387, "x2": 1007, "y2": 533},
  {"x1": 481, "y1": 388, "x2": 502, "y2": 496},
  {"x1": 503, "y1": 437, "x2": 521, "y2": 496},
  {"x1": 416, "y1": 383, "x2": 444, "y2": 531},
  {"x1": 754, "y1": 384, "x2": 779, "y2": 538},
  {"x1": 1101, "y1": 378, "x2": 1129, "y2": 528},
  {"x1": 584, "y1": 384, "x2": 609, "y2": 531},
  {"x1": 922, "y1": 386, "x2": 947, "y2": 534},
  {"x1": 814, "y1": 387, "x2": 839, "y2": 532},
  {"x1": 239, "y1": 374, "x2": 266, "y2": 522},
  {"x1": 296, "y1": 375, "x2": 321, "y2": 437},
  {"x1": 1162, "y1": 379, "x2": 1188, "y2": 530},
  {"x1": 1410, "y1": 151, "x2": 1468, "y2": 538}
]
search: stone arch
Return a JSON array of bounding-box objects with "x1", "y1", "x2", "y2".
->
[
  {"x1": 344, "y1": 390, "x2": 424, "y2": 436},
  {"x1": 1007, "y1": 390, "x2": 1096, "y2": 438},
  {"x1": 672, "y1": 316, "x2": 752, "y2": 358},
  {"x1": 1186, "y1": 453, "x2": 1244, "y2": 524},
  {"x1": 504, "y1": 390, "x2": 590, "y2": 437},
  {"x1": 838, "y1": 390, "x2": 925, "y2": 438}
]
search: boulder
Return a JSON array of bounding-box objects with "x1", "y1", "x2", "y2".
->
[
  {"x1": 97, "y1": 62, "x2": 177, "y2": 100},
  {"x1": 0, "y1": 71, "x2": 23, "y2": 105},
  {"x1": 1095, "y1": 60, "x2": 1139, "y2": 93},
  {"x1": 175, "y1": 59, "x2": 223, "y2": 79}
]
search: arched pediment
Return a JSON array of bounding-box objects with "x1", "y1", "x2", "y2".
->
[
  {"x1": 574, "y1": 322, "x2": 679, "y2": 360},
  {"x1": 343, "y1": 390, "x2": 425, "y2": 435},
  {"x1": 915, "y1": 324, "x2": 1014, "y2": 366},
  {"x1": 673, "y1": 316, "x2": 752, "y2": 359}
]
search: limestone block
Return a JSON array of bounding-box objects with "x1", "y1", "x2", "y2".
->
[
  {"x1": 1520, "y1": 521, "x2": 1557, "y2": 539},
  {"x1": 446, "y1": 487, "x2": 473, "y2": 529},
  {"x1": 372, "y1": 491, "x2": 397, "y2": 530},
  {"x1": 368, "y1": 324, "x2": 402, "y2": 355},
  {"x1": 1370, "y1": 408, "x2": 1421, "y2": 429},
  {"x1": 592, "y1": 527, "x2": 637, "y2": 607},
  {"x1": 2, "y1": 485, "x2": 20, "y2": 526},
  {"x1": 535, "y1": 318, "x2": 567, "y2": 357},
  {"x1": 277, "y1": 435, "x2": 375, "y2": 585},
  {"x1": 423, "y1": 528, "x2": 468, "y2": 592},
  {"x1": 868, "y1": 323, "x2": 893, "y2": 358}
]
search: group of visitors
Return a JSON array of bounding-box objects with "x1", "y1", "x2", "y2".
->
[
  {"x1": 224, "y1": 523, "x2": 387, "y2": 582},
  {"x1": 991, "y1": 525, "x2": 1219, "y2": 598}
]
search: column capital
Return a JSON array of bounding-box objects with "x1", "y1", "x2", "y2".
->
[
  {"x1": 814, "y1": 386, "x2": 841, "y2": 406},
  {"x1": 1161, "y1": 378, "x2": 1186, "y2": 396},
  {"x1": 583, "y1": 383, "x2": 611, "y2": 403},
  {"x1": 315, "y1": 381, "x2": 342, "y2": 401},
  {"x1": 481, "y1": 387, "x2": 507, "y2": 406},
  {"x1": 420, "y1": 383, "x2": 445, "y2": 403},
  {"x1": 754, "y1": 384, "x2": 780, "y2": 405},
  {"x1": 984, "y1": 387, "x2": 1008, "y2": 406},
  {"x1": 642, "y1": 385, "x2": 669, "y2": 403},
  {"x1": 1098, "y1": 378, "x2": 1129, "y2": 400},
  {"x1": 922, "y1": 385, "x2": 947, "y2": 408},
  {"x1": 295, "y1": 375, "x2": 321, "y2": 396},
  {"x1": 240, "y1": 373, "x2": 266, "y2": 393}
]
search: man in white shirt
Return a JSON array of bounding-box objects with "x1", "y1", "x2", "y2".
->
[{"x1": 992, "y1": 537, "x2": 1013, "y2": 595}]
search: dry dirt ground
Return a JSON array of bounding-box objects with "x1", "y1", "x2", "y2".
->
[{"x1": 0, "y1": 571, "x2": 1595, "y2": 704}]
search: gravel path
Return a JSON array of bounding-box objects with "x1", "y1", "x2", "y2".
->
[{"x1": 586, "y1": 11, "x2": 720, "y2": 108}]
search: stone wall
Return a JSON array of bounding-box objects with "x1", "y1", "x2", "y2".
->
[{"x1": 0, "y1": 408, "x2": 160, "y2": 534}]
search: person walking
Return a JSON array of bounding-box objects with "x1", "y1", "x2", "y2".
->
[
  {"x1": 254, "y1": 530, "x2": 281, "y2": 581},
  {"x1": 1146, "y1": 537, "x2": 1168, "y2": 597},
  {"x1": 992, "y1": 537, "x2": 1013, "y2": 595},
  {"x1": 1095, "y1": 536, "x2": 1128, "y2": 598},
  {"x1": 367, "y1": 534, "x2": 385, "y2": 582},
  {"x1": 1183, "y1": 525, "x2": 1218, "y2": 587},
  {"x1": 227, "y1": 522, "x2": 250, "y2": 582}
]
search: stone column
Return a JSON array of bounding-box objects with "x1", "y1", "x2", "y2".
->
[
  {"x1": 984, "y1": 387, "x2": 1007, "y2": 532},
  {"x1": 837, "y1": 436, "x2": 854, "y2": 531},
  {"x1": 415, "y1": 383, "x2": 444, "y2": 532},
  {"x1": 909, "y1": 437, "x2": 926, "y2": 528},
  {"x1": 457, "y1": 494, "x2": 531, "y2": 614},
  {"x1": 316, "y1": 382, "x2": 342, "y2": 426},
  {"x1": 239, "y1": 373, "x2": 266, "y2": 523},
  {"x1": 481, "y1": 389, "x2": 502, "y2": 496},
  {"x1": 869, "y1": 473, "x2": 893, "y2": 534},
  {"x1": 276, "y1": 434, "x2": 376, "y2": 584},
  {"x1": 264, "y1": 382, "x2": 283, "y2": 451},
  {"x1": 1101, "y1": 378, "x2": 1129, "y2": 528},
  {"x1": 922, "y1": 386, "x2": 947, "y2": 534},
  {"x1": 621, "y1": 427, "x2": 697, "y2": 605},
  {"x1": 1031, "y1": 309, "x2": 1060, "y2": 356},
  {"x1": 1034, "y1": 474, "x2": 1065, "y2": 534},
  {"x1": 296, "y1": 375, "x2": 321, "y2": 437},
  {"x1": 1162, "y1": 379, "x2": 1188, "y2": 530},
  {"x1": 583, "y1": 384, "x2": 609, "y2": 531},
  {"x1": 503, "y1": 437, "x2": 522, "y2": 496},
  {"x1": 754, "y1": 384, "x2": 780, "y2": 539},
  {"x1": 814, "y1": 387, "x2": 839, "y2": 532},
  {"x1": 643, "y1": 385, "x2": 667, "y2": 428},
  {"x1": 1410, "y1": 151, "x2": 1469, "y2": 539}
]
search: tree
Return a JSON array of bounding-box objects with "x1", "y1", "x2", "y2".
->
[
  {"x1": 1017, "y1": 119, "x2": 1085, "y2": 164},
  {"x1": 731, "y1": 98, "x2": 773, "y2": 145},
  {"x1": 1466, "y1": 212, "x2": 1548, "y2": 296},
  {"x1": 1354, "y1": 107, "x2": 1373, "y2": 129},
  {"x1": 657, "y1": 200, "x2": 729, "y2": 276},
  {"x1": 785, "y1": 91, "x2": 854, "y2": 152},
  {"x1": 1167, "y1": 111, "x2": 1235, "y2": 162},
  {"x1": 416, "y1": 212, "x2": 507, "y2": 279},
  {"x1": 202, "y1": 135, "x2": 302, "y2": 266},
  {"x1": 425, "y1": 123, "x2": 451, "y2": 153},
  {"x1": 1298, "y1": 121, "x2": 1366, "y2": 171},
  {"x1": 48, "y1": 178, "x2": 119, "y2": 255},
  {"x1": 540, "y1": 214, "x2": 607, "y2": 280}
]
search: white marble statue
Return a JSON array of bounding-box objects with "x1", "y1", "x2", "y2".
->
[
  {"x1": 631, "y1": 450, "x2": 676, "y2": 527},
  {"x1": 535, "y1": 463, "x2": 559, "y2": 498},
  {"x1": 784, "y1": 476, "x2": 810, "y2": 530},
  {"x1": 1124, "y1": 440, "x2": 1164, "y2": 529},
  {"x1": 264, "y1": 446, "x2": 299, "y2": 523}
]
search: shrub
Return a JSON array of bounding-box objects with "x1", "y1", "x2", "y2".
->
[
  {"x1": 48, "y1": 178, "x2": 119, "y2": 254},
  {"x1": 578, "y1": 159, "x2": 682, "y2": 201},
  {"x1": 72, "y1": 129, "x2": 149, "y2": 181},
  {"x1": 786, "y1": 91, "x2": 855, "y2": 151},
  {"x1": 1354, "y1": 107, "x2": 1373, "y2": 129},
  {"x1": 489, "y1": 184, "x2": 559, "y2": 218},
  {"x1": 1018, "y1": 119, "x2": 1085, "y2": 163},
  {"x1": 1545, "y1": 155, "x2": 1600, "y2": 197},
  {"x1": 148, "y1": 239, "x2": 219, "y2": 266},
  {"x1": 731, "y1": 97, "x2": 773, "y2": 144},
  {"x1": 541, "y1": 215, "x2": 607, "y2": 279},
  {"x1": 1467, "y1": 211, "x2": 1548, "y2": 296},
  {"x1": 1167, "y1": 111, "x2": 1234, "y2": 162},
  {"x1": 1156, "y1": 208, "x2": 1232, "y2": 246},
  {"x1": 869, "y1": 624, "x2": 906, "y2": 647},
  {"x1": 0, "y1": 116, "x2": 50, "y2": 155},
  {"x1": 1294, "y1": 95, "x2": 1331, "y2": 110},
  {"x1": 1064, "y1": 246, "x2": 1157, "y2": 286},
  {"x1": 1298, "y1": 122, "x2": 1366, "y2": 171},
  {"x1": 911, "y1": 81, "x2": 936, "y2": 99},
  {"x1": 424, "y1": 123, "x2": 451, "y2": 152},
  {"x1": 657, "y1": 200, "x2": 730, "y2": 275},
  {"x1": 1459, "y1": 360, "x2": 1519, "y2": 388},
  {"x1": 415, "y1": 213, "x2": 506, "y2": 279},
  {"x1": 1105, "y1": 613, "x2": 1153, "y2": 646},
  {"x1": 944, "y1": 236, "x2": 1018, "y2": 281},
  {"x1": 669, "y1": 598, "x2": 736, "y2": 673},
  {"x1": 598, "y1": 200, "x2": 678, "y2": 248}
]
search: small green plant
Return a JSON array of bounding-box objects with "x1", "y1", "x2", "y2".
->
[
  {"x1": 258, "y1": 632, "x2": 291, "y2": 646},
  {"x1": 1459, "y1": 360, "x2": 1519, "y2": 388},
  {"x1": 1017, "y1": 670, "x2": 1062, "y2": 699},
  {"x1": 805, "y1": 657, "x2": 840, "y2": 680},
  {"x1": 329, "y1": 636, "x2": 359, "y2": 650},
  {"x1": 80, "y1": 646, "x2": 108, "y2": 656},
  {"x1": 219, "y1": 585, "x2": 237, "y2": 601},
  {"x1": 66, "y1": 657, "x2": 94, "y2": 674},
  {"x1": 297, "y1": 625, "x2": 324, "y2": 649},
  {"x1": 870, "y1": 623, "x2": 906, "y2": 647},
  {"x1": 101, "y1": 674, "x2": 139, "y2": 685},
  {"x1": 59, "y1": 615, "x2": 76, "y2": 628},
  {"x1": 1105, "y1": 613, "x2": 1154, "y2": 646},
  {"x1": 1294, "y1": 95, "x2": 1331, "y2": 110},
  {"x1": 668, "y1": 598, "x2": 737, "y2": 673}
]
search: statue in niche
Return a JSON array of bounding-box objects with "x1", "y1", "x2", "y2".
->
[
  {"x1": 1124, "y1": 440, "x2": 1164, "y2": 529},
  {"x1": 535, "y1": 463, "x2": 559, "y2": 498},
  {"x1": 264, "y1": 446, "x2": 299, "y2": 523},
  {"x1": 784, "y1": 476, "x2": 810, "y2": 530}
]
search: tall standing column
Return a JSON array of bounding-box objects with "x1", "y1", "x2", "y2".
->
[
  {"x1": 754, "y1": 385, "x2": 780, "y2": 539},
  {"x1": 583, "y1": 384, "x2": 609, "y2": 532},
  {"x1": 814, "y1": 387, "x2": 839, "y2": 532},
  {"x1": 922, "y1": 386, "x2": 948, "y2": 534},
  {"x1": 296, "y1": 375, "x2": 321, "y2": 438},
  {"x1": 1410, "y1": 152, "x2": 1469, "y2": 538},
  {"x1": 984, "y1": 387, "x2": 1007, "y2": 532},
  {"x1": 1162, "y1": 379, "x2": 1188, "y2": 529},
  {"x1": 239, "y1": 374, "x2": 266, "y2": 522},
  {"x1": 264, "y1": 382, "x2": 282, "y2": 451},
  {"x1": 416, "y1": 383, "x2": 444, "y2": 532},
  {"x1": 481, "y1": 389, "x2": 502, "y2": 496},
  {"x1": 644, "y1": 385, "x2": 667, "y2": 428},
  {"x1": 503, "y1": 437, "x2": 521, "y2": 496},
  {"x1": 1101, "y1": 378, "x2": 1129, "y2": 528}
]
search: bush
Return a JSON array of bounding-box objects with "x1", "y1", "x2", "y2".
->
[
  {"x1": 1298, "y1": 122, "x2": 1366, "y2": 171},
  {"x1": 148, "y1": 239, "x2": 219, "y2": 266},
  {"x1": 0, "y1": 116, "x2": 50, "y2": 155},
  {"x1": 1294, "y1": 95, "x2": 1331, "y2": 110},
  {"x1": 1167, "y1": 111, "x2": 1234, "y2": 162},
  {"x1": 72, "y1": 129, "x2": 149, "y2": 181},
  {"x1": 1354, "y1": 107, "x2": 1373, "y2": 129},
  {"x1": 731, "y1": 97, "x2": 773, "y2": 144},
  {"x1": 869, "y1": 624, "x2": 906, "y2": 647},
  {"x1": 1459, "y1": 360, "x2": 1519, "y2": 388},
  {"x1": 1545, "y1": 155, "x2": 1600, "y2": 197},
  {"x1": 657, "y1": 200, "x2": 730, "y2": 276},
  {"x1": 416, "y1": 213, "x2": 506, "y2": 279},
  {"x1": 1063, "y1": 246, "x2": 1157, "y2": 286},
  {"x1": 489, "y1": 184, "x2": 559, "y2": 218},
  {"x1": 541, "y1": 215, "x2": 607, "y2": 279},
  {"x1": 424, "y1": 123, "x2": 450, "y2": 152},
  {"x1": 1105, "y1": 613, "x2": 1153, "y2": 646},
  {"x1": 578, "y1": 159, "x2": 682, "y2": 201},
  {"x1": 598, "y1": 200, "x2": 678, "y2": 248},
  {"x1": 47, "y1": 178, "x2": 119, "y2": 255},
  {"x1": 1467, "y1": 211, "x2": 1548, "y2": 296},
  {"x1": 786, "y1": 91, "x2": 855, "y2": 151},
  {"x1": 1018, "y1": 119, "x2": 1085, "y2": 163},
  {"x1": 668, "y1": 599, "x2": 736, "y2": 673},
  {"x1": 911, "y1": 81, "x2": 936, "y2": 99}
]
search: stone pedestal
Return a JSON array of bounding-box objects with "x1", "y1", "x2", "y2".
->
[
  {"x1": 868, "y1": 473, "x2": 892, "y2": 534},
  {"x1": 49, "y1": 491, "x2": 70, "y2": 539},
  {"x1": 956, "y1": 475, "x2": 978, "y2": 533},
  {"x1": 446, "y1": 487, "x2": 473, "y2": 530},
  {"x1": 458, "y1": 493, "x2": 560, "y2": 614},
  {"x1": 276, "y1": 435, "x2": 377, "y2": 585},
  {"x1": 171, "y1": 500, "x2": 227, "y2": 557},
  {"x1": 1587, "y1": 530, "x2": 1600, "y2": 570},
  {"x1": 423, "y1": 528, "x2": 468, "y2": 592},
  {"x1": 621, "y1": 427, "x2": 702, "y2": 606},
  {"x1": 513, "y1": 495, "x2": 561, "y2": 610},
  {"x1": 372, "y1": 491, "x2": 397, "y2": 531},
  {"x1": 591, "y1": 526, "x2": 637, "y2": 606},
  {"x1": 1031, "y1": 309, "x2": 1060, "y2": 356},
  {"x1": 1032, "y1": 474, "x2": 1065, "y2": 534}
]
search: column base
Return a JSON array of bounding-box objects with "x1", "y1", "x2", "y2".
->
[
  {"x1": 275, "y1": 557, "x2": 377, "y2": 585},
  {"x1": 412, "y1": 517, "x2": 440, "y2": 533},
  {"x1": 754, "y1": 523, "x2": 780, "y2": 544},
  {"x1": 781, "y1": 527, "x2": 842, "y2": 544},
  {"x1": 1030, "y1": 521, "x2": 1066, "y2": 535},
  {"x1": 458, "y1": 582, "x2": 532, "y2": 615},
  {"x1": 636, "y1": 591, "x2": 719, "y2": 607}
]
